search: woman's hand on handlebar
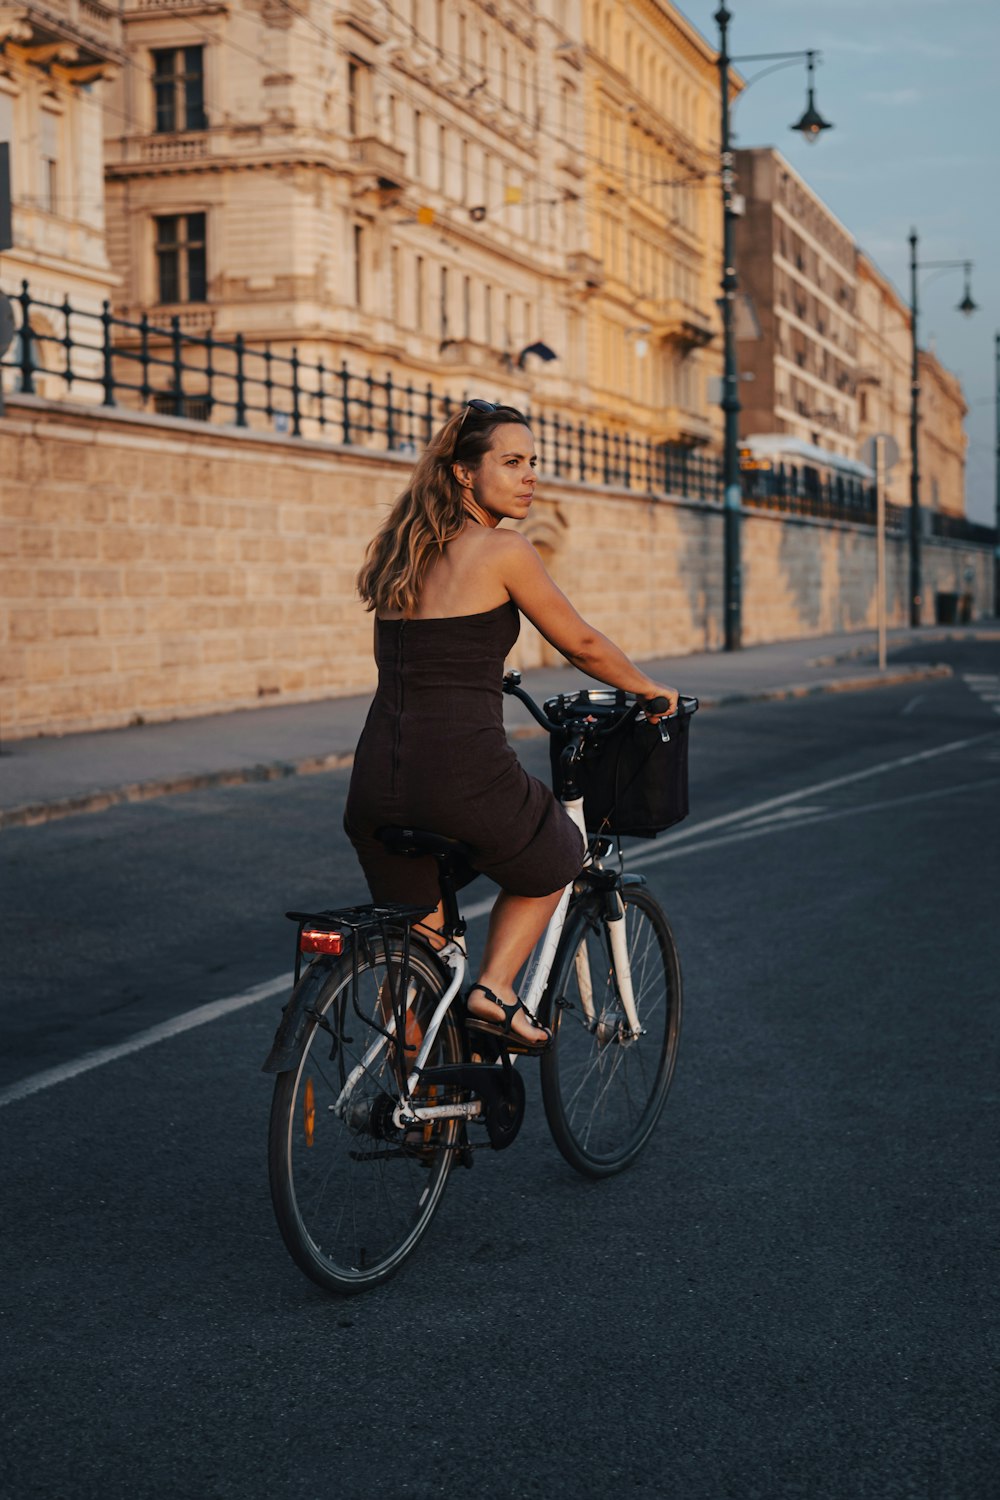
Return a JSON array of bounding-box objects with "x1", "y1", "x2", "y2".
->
[{"x1": 638, "y1": 683, "x2": 680, "y2": 722}]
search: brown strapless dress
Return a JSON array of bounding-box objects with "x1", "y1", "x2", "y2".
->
[{"x1": 344, "y1": 600, "x2": 585, "y2": 906}]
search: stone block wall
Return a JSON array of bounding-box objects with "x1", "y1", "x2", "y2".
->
[{"x1": 0, "y1": 396, "x2": 994, "y2": 739}]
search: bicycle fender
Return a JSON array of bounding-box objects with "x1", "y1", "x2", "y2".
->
[
  {"x1": 572, "y1": 868, "x2": 647, "y2": 916},
  {"x1": 260, "y1": 956, "x2": 340, "y2": 1074}
]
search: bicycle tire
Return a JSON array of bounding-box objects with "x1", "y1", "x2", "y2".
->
[
  {"x1": 268, "y1": 937, "x2": 462, "y2": 1294},
  {"x1": 540, "y1": 883, "x2": 682, "y2": 1177}
]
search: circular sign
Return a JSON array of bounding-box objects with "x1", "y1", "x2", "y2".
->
[
  {"x1": 0, "y1": 292, "x2": 14, "y2": 358},
  {"x1": 860, "y1": 433, "x2": 901, "y2": 472}
]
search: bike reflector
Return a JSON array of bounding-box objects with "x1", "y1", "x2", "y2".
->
[{"x1": 299, "y1": 928, "x2": 345, "y2": 955}]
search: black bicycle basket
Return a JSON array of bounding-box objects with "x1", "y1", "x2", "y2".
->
[{"x1": 544, "y1": 689, "x2": 699, "y2": 838}]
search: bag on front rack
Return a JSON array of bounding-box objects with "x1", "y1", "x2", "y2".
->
[{"x1": 545, "y1": 689, "x2": 697, "y2": 839}]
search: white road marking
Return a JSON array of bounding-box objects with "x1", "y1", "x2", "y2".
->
[
  {"x1": 2, "y1": 733, "x2": 997, "y2": 1111},
  {"x1": 626, "y1": 776, "x2": 1000, "y2": 874},
  {"x1": 640, "y1": 729, "x2": 1000, "y2": 849},
  {"x1": 733, "y1": 805, "x2": 826, "y2": 830},
  {"x1": 0, "y1": 898, "x2": 499, "y2": 1110},
  {"x1": 901, "y1": 695, "x2": 924, "y2": 716},
  {"x1": 0, "y1": 973, "x2": 294, "y2": 1109}
]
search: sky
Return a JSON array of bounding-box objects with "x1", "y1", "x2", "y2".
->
[{"x1": 682, "y1": 0, "x2": 999, "y2": 524}]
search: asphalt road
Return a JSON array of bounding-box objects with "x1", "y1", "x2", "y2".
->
[{"x1": 2, "y1": 637, "x2": 998, "y2": 1499}]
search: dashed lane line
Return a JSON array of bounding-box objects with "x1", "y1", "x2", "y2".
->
[
  {"x1": 626, "y1": 775, "x2": 1000, "y2": 874},
  {"x1": 0, "y1": 894, "x2": 498, "y2": 1110},
  {"x1": 637, "y1": 728, "x2": 1000, "y2": 849},
  {"x1": 2, "y1": 733, "x2": 997, "y2": 1110}
]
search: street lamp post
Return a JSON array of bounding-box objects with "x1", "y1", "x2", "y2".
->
[
  {"x1": 907, "y1": 231, "x2": 977, "y2": 627},
  {"x1": 714, "y1": 6, "x2": 831, "y2": 650},
  {"x1": 995, "y1": 331, "x2": 1000, "y2": 618},
  {"x1": 716, "y1": 6, "x2": 741, "y2": 652}
]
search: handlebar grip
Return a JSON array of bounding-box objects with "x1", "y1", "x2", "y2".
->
[{"x1": 642, "y1": 695, "x2": 671, "y2": 716}]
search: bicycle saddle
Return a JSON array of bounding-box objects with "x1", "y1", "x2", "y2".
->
[{"x1": 376, "y1": 826, "x2": 475, "y2": 861}]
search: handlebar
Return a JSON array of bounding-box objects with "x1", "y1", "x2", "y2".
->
[
  {"x1": 502, "y1": 672, "x2": 562, "y2": 733},
  {"x1": 502, "y1": 670, "x2": 698, "y2": 741}
]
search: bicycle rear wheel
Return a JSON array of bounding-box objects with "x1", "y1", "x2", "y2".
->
[
  {"x1": 268, "y1": 938, "x2": 462, "y2": 1294},
  {"x1": 540, "y1": 883, "x2": 682, "y2": 1177}
]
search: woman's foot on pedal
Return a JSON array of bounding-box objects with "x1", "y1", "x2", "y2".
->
[{"x1": 465, "y1": 982, "x2": 552, "y2": 1054}]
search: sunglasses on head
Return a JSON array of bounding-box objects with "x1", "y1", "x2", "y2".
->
[{"x1": 457, "y1": 398, "x2": 499, "y2": 436}]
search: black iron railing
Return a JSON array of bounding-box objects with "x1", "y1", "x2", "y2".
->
[
  {"x1": 930, "y1": 511, "x2": 996, "y2": 547},
  {"x1": 2, "y1": 280, "x2": 994, "y2": 546}
]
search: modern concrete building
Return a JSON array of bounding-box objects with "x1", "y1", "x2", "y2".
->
[
  {"x1": 733, "y1": 146, "x2": 857, "y2": 459},
  {"x1": 733, "y1": 149, "x2": 968, "y2": 515}
]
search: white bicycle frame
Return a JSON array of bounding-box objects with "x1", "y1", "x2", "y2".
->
[{"x1": 332, "y1": 795, "x2": 641, "y2": 1129}]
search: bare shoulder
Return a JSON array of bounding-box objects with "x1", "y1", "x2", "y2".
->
[
  {"x1": 455, "y1": 524, "x2": 539, "y2": 575},
  {"x1": 489, "y1": 527, "x2": 544, "y2": 572}
]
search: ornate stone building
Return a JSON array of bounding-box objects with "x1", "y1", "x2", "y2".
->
[
  {"x1": 918, "y1": 346, "x2": 967, "y2": 517},
  {"x1": 579, "y1": 0, "x2": 723, "y2": 447},
  {"x1": 101, "y1": 0, "x2": 588, "y2": 422},
  {"x1": 100, "y1": 0, "x2": 722, "y2": 445},
  {"x1": 855, "y1": 249, "x2": 911, "y2": 508},
  {"x1": 0, "y1": 0, "x2": 125, "y2": 396},
  {"x1": 853, "y1": 251, "x2": 966, "y2": 516}
]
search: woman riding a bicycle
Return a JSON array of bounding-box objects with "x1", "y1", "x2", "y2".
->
[{"x1": 344, "y1": 400, "x2": 678, "y2": 1052}]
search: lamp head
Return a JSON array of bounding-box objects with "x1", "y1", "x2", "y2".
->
[
  {"x1": 958, "y1": 265, "x2": 977, "y2": 317},
  {"x1": 791, "y1": 90, "x2": 832, "y2": 142},
  {"x1": 792, "y1": 52, "x2": 832, "y2": 143}
]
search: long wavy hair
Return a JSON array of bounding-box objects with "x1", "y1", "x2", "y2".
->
[{"x1": 357, "y1": 402, "x2": 529, "y2": 616}]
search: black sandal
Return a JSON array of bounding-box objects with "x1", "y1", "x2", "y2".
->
[{"x1": 464, "y1": 983, "x2": 552, "y2": 1055}]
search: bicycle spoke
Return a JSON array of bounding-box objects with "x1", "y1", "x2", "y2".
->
[
  {"x1": 269, "y1": 941, "x2": 461, "y2": 1292},
  {"x1": 542, "y1": 888, "x2": 682, "y2": 1175}
]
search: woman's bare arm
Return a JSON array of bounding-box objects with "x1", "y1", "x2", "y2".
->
[{"x1": 498, "y1": 532, "x2": 679, "y2": 714}]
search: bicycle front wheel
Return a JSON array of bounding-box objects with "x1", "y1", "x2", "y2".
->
[
  {"x1": 540, "y1": 883, "x2": 682, "y2": 1177},
  {"x1": 268, "y1": 939, "x2": 463, "y2": 1295}
]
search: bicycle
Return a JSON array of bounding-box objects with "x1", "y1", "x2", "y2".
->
[{"x1": 263, "y1": 675, "x2": 699, "y2": 1294}]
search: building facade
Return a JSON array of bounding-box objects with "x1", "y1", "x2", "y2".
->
[
  {"x1": 0, "y1": 0, "x2": 124, "y2": 397},
  {"x1": 101, "y1": 0, "x2": 589, "y2": 425},
  {"x1": 918, "y1": 345, "x2": 967, "y2": 517},
  {"x1": 855, "y1": 249, "x2": 912, "y2": 509},
  {"x1": 579, "y1": 0, "x2": 723, "y2": 447},
  {"x1": 100, "y1": 0, "x2": 723, "y2": 446},
  {"x1": 854, "y1": 251, "x2": 967, "y2": 516},
  {"x1": 733, "y1": 146, "x2": 857, "y2": 459}
]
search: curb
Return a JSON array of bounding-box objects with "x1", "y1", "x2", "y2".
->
[
  {"x1": 0, "y1": 662, "x2": 952, "y2": 831},
  {"x1": 807, "y1": 627, "x2": 1000, "y2": 668}
]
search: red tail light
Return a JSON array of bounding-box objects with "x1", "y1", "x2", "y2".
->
[{"x1": 299, "y1": 928, "x2": 345, "y2": 955}]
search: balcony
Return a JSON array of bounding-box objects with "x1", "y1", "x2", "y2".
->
[
  {"x1": 653, "y1": 299, "x2": 714, "y2": 349},
  {"x1": 667, "y1": 406, "x2": 714, "y2": 447},
  {"x1": 350, "y1": 136, "x2": 407, "y2": 190},
  {"x1": 3, "y1": 0, "x2": 125, "y2": 71},
  {"x1": 566, "y1": 252, "x2": 605, "y2": 292}
]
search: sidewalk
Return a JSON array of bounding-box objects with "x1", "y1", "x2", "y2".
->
[{"x1": 2, "y1": 624, "x2": 995, "y2": 830}]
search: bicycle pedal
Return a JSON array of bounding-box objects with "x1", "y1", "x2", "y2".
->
[{"x1": 418, "y1": 1062, "x2": 525, "y2": 1151}]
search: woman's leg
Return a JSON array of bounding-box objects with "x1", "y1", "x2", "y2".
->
[{"x1": 468, "y1": 888, "x2": 563, "y2": 1044}]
